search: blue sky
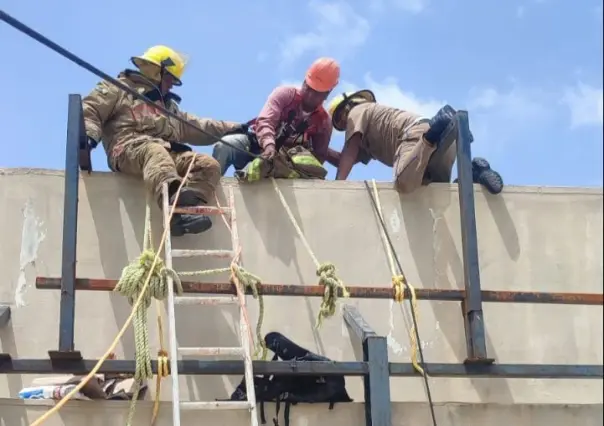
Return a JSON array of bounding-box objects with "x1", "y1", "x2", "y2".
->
[{"x1": 1, "y1": 0, "x2": 602, "y2": 186}]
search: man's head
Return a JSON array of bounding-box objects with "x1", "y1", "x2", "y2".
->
[
  {"x1": 131, "y1": 45, "x2": 188, "y2": 93},
  {"x1": 328, "y1": 90, "x2": 377, "y2": 131},
  {"x1": 301, "y1": 57, "x2": 341, "y2": 112}
]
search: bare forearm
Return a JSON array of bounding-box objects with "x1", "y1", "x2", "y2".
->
[{"x1": 326, "y1": 148, "x2": 341, "y2": 167}]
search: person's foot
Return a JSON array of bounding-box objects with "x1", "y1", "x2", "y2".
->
[
  {"x1": 424, "y1": 105, "x2": 457, "y2": 146},
  {"x1": 170, "y1": 214, "x2": 212, "y2": 237},
  {"x1": 472, "y1": 157, "x2": 503, "y2": 195},
  {"x1": 166, "y1": 187, "x2": 213, "y2": 236}
]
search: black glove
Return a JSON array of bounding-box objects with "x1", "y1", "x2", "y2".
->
[
  {"x1": 87, "y1": 137, "x2": 99, "y2": 149},
  {"x1": 169, "y1": 142, "x2": 193, "y2": 153}
]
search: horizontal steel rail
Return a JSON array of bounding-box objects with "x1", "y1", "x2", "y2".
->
[
  {"x1": 35, "y1": 277, "x2": 604, "y2": 306},
  {"x1": 0, "y1": 357, "x2": 601, "y2": 379}
]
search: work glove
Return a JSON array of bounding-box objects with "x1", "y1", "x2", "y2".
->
[
  {"x1": 169, "y1": 142, "x2": 193, "y2": 153},
  {"x1": 260, "y1": 143, "x2": 277, "y2": 160},
  {"x1": 87, "y1": 136, "x2": 99, "y2": 149}
]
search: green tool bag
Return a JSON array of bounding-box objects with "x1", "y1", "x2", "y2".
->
[{"x1": 239, "y1": 145, "x2": 328, "y2": 182}]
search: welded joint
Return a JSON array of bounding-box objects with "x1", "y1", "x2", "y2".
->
[{"x1": 0, "y1": 305, "x2": 11, "y2": 328}]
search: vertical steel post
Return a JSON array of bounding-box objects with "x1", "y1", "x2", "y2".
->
[
  {"x1": 343, "y1": 305, "x2": 392, "y2": 426},
  {"x1": 455, "y1": 111, "x2": 492, "y2": 363},
  {"x1": 49, "y1": 94, "x2": 84, "y2": 361}
]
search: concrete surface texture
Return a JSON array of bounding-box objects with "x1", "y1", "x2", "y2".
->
[{"x1": 0, "y1": 168, "x2": 602, "y2": 426}]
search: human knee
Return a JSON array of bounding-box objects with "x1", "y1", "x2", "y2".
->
[{"x1": 216, "y1": 134, "x2": 248, "y2": 150}]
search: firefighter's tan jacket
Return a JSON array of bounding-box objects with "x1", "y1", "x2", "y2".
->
[{"x1": 82, "y1": 69, "x2": 240, "y2": 160}]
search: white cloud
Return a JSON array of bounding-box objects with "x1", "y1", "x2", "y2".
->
[
  {"x1": 279, "y1": 0, "x2": 370, "y2": 65},
  {"x1": 561, "y1": 82, "x2": 604, "y2": 127},
  {"x1": 369, "y1": 0, "x2": 430, "y2": 14},
  {"x1": 466, "y1": 85, "x2": 551, "y2": 121}
]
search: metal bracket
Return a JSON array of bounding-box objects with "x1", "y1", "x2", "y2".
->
[{"x1": 48, "y1": 350, "x2": 83, "y2": 362}]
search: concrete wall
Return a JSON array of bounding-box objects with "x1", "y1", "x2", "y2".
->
[{"x1": 0, "y1": 168, "x2": 602, "y2": 425}]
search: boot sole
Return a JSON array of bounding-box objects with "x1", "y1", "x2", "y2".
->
[
  {"x1": 472, "y1": 157, "x2": 504, "y2": 195},
  {"x1": 171, "y1": 217, "x2": 213, "y2": 237}
]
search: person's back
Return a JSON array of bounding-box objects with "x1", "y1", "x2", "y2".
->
[{"x1": 348, "y1": 103, "x2": 423, "y2": 167}]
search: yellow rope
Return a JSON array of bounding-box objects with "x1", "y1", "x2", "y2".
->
[
  {"x1": 270, "y1": 177, "x2": 349, "y2": 328},
  {"x1": 370, "y1": 179, "x2": 424, "y2": 376},
  {"x1": 29, "y1": 154, "x2": 198, "y2": 426}
]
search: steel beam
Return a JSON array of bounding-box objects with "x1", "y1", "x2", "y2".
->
[
  {"x1": 52, "y1": 94, "x2": 84, "y2": 362},
  {"x1": 0, "y1": 357, "x2": 601, "y2": 379},
  {"x1": 455, "y1": 111, "x2": 492, "y2": 364},
  {"x1": 35, "y1": 277, "x2": 604, "y2": 306},
  {"x1": 344, "y1": 305, "x2": 392, "y2": 426}
]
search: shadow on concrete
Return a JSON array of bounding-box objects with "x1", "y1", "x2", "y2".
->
[
  {"x1": 482, "y1": 189, "x2": 520, "y2": 261},
  {"x1": 84, "y1": 173, "x2": 140, "y2": 359},
  {"x1": 399, "y1": 185, "x2": 515, "y2": 404},
  {"x1": 237, "y1": 179, "x2": 327, "y2": 356}
]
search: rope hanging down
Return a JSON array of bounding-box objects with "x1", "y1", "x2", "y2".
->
[
  {"x1": 270, "y1": 178, "x2": 350, "y2": 327},
  {"x1": 364, "y1": 180, "x2": 438, "y2": 426},
  {"x1": 369, "y1": 179, "x2": 423, "y2": 375},
  {"x1": 113, "y1": 194, "x2": 183, "y2": 426}
]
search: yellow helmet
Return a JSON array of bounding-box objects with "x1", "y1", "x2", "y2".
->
[
  {"x1": 131, "y1": 45, "x2": 188, "y2": 86},
  {"x1": 328, "y1": 90, "x2": 376, "y2": 131}
]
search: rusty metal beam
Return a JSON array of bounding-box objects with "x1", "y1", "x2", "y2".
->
[{"x1": 36, "y1": 277, "x2": 603, "y2": 306}]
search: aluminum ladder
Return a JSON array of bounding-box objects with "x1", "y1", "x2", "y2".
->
[{"x1": 161, "y1": 183, "x2": 258, "y2": 426}]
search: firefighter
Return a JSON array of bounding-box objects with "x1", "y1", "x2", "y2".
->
[
  {"x1": 82, "y1": 45, "x2": 247, "y2": 236},
  {"x1": 326, "y1": 90, "x2": 504, "y2": 194},
  {"x1": 212, "y1": 57, "x2": 341, "y2": 178}
]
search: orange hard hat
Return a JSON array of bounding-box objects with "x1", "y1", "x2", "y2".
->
[{"x1": 304, "y1": 57, "x2": 340, "y2": 92}]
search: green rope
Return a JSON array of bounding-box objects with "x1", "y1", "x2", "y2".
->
[
  {"x1": 231, "y1": 265, "x2": 267, "y2": 361},
  {"x1": 113, "y1": 200, "x2": 182, "y2": 426},
  {"x1": 315, "y1": 262, "x2": 350, "y2": 328}
]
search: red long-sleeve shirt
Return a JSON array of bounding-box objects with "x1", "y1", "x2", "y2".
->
[{"x1": 253, "y1": 86, "x2": 332, "y2": 164}]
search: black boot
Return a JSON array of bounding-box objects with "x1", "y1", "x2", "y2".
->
[
  {"x1": 166, "y1": 187, "x2": 213, "y2": 237},
  {"x1": 423, "y1": 104, "x2": 457, "y2": 147},
  {"x1": 453, "y1": 157, "x2": 504, "y2": 195},
  {"x1": 472, "y1": 157, "x2": 503, "y2": 195}
]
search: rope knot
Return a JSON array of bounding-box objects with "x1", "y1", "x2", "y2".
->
[
  {"x1": 392, "y1": 275, "x2": 406, "y2": 303},
  {"x1": 315, "y1": 262, "x2": 350, "y2": 328}
]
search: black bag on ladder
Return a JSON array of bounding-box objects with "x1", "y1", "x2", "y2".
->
[{"x1": 224, "y1": 332, "x2": 353, "y2": 426}]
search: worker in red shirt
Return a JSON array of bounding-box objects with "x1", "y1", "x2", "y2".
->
[{"x1": 212, "y1": 57, "x2": 340, "y2": 177}]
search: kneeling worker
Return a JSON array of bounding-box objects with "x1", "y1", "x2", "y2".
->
[{"x1": 326, "y1": 90, "x2": 503, "y2": 194}]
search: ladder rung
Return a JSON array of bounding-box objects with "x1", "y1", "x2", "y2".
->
[
  {"x1": 174, "y1": 206, "x2": 231, "y2": 216},
  {"x1": 180, "y1": 401, "x2": 253, "y2": 411},
  {"x1": 178, "y1": 347, "x2": 244, "y2": 356},
  {"x1": 174, "y1": 296, "x2": 238, "y2": 306},
  {"x1": 172, "y1": 249, "x2": 234, "y2": 258}
]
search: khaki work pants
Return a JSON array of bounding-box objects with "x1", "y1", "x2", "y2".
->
[
  {"x1": 112, "y1": 139, "x2": 221, "y2": 204},
  {"x1": 393, "y1": 122, "x2": 457, "y2": 194}
]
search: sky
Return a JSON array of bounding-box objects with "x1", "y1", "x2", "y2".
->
[{"x1": 1, "y1": 0, "x2": 602, "y2": 186}]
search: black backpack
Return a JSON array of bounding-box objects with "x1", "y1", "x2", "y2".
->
[{"x1": 223, "y1": 332, "x2": 353, "y2": 426}]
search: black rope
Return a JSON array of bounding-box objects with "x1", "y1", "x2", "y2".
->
[
  {"x1": 0, "y1": 10, "x2": 258, "y2": 159},
  {"x1": 363, "y1": 180, "x2": 439, "y2": 426}
]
